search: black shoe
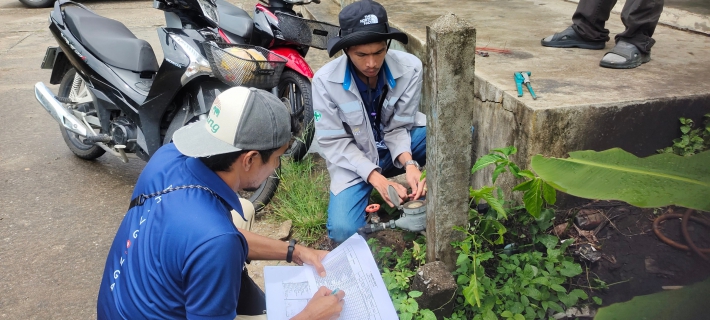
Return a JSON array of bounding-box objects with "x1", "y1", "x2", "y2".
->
[
  {"x1": 599, "y1": 41, "x2": 651, "y2": 69},
  {"x1": 541, "y1": 26, "x2": 606, "y2": 50}
]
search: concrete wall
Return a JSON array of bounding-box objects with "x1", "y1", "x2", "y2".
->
[{"x1": 470, "y1": 82, "x2": 710, "y2": 199}]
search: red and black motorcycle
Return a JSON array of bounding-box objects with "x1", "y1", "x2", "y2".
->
[{"x1": 216, "y1": 0, "x2": 338, "y2": 161}]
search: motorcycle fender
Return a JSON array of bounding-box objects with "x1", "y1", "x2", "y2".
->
[
  {"x1": 49, "y1": 49, "x2": 73, "y2": 85},
  {"x1": 41, "y1": 47, "x2": 59, "y2": 69},
  {"x1": 270, "y1": 47, "x2": 313, "y2": 79}
]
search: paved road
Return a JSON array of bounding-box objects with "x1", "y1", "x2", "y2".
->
[
  {"x1": 1, "y1": 1, "x2": 163, "y2": 318},
  {"x1": 0, "y1": 0, "x2": 331, "y2": 318}
]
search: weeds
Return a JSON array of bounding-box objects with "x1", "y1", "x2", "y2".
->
[
  {"x1": 364, "y1": 147, "x2": 606, "y2": 319},
  {"x1": 657, "y1": 114, "x2": 710, "y2": 156},
  {"x1": 445, "y1": 146, "x2": 603, "y2": 319},
  {"x1": 450, "y1": 228, "x2": 588, "y2": 319},
  {"x1": 269, "y1": 156, "x2": 329, "y2": 244},
  {"x1": 369, "y1": 237, "x2": 436, "y2": 320}
]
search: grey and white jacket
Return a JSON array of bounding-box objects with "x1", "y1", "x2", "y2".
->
[{"x1": 313, "y1": 50, "x2": 426, "y2": 195}]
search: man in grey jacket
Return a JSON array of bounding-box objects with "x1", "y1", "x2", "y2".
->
[{"x1": 313, "y1": 0, "x2": 427, "y2": 243}]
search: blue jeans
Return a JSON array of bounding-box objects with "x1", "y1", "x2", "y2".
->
[{"x1": 326, "y1": 127, "x2": 427, "y2": 243}]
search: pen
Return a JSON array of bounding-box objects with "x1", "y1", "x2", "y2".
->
[{"x1": 330, "y1": 289, "x2": 339, "y2": 296}]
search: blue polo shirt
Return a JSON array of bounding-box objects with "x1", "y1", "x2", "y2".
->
[{"x1": 97, "y1": 143, "x2": 249, "y2": 320}]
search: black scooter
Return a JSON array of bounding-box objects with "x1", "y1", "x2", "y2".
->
[{"x1": 34, "y1": 0, "x2": 287, "y2": 210}]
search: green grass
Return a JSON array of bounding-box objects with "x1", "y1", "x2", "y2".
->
[{"x1": 269, "y1": 155, "x2": 330, "y2": 244}]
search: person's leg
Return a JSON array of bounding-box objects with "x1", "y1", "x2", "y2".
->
[
  {"x1": 232, "y1": 199, "x2": 266, "y2": 318},
  {"x1": 542, "y1": 0, "x2": 616, "y2": 49},
  {"x1": 615, "y1": 0, "x2": 664, "y2": 53},
  {"x1": 380, "y1": 126, "x2": 427, "y2": 178},
  {"x1": 600, "y1": 0, "x2": 662, "y2": 68},
  {"x1": 236, "y1": 268, "x2": 267, "y2": 316},
  {"x1": 326, "y1": 181, "x2": 373, "y2": 243},
  {"x1": 409, "y1": 126, "x2": 427, "y2": 167},
  {"x1": 571, "y1": 0, "x2": 618, "y2": 42},
  {"x1": 232, "y1": 198, "x2": 255, "y2": 231}
]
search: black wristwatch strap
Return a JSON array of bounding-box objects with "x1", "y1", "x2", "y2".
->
[{"x1": 286, "y1": 239, "x2": 297, "y2": 263}]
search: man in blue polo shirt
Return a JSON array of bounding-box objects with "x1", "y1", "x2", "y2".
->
[
  {"x1": 97, "y1": 87, "x2": 345, "y2": 319},
  {"x1": 313, "y1": 0, "x2": 427, "y2": 243}
]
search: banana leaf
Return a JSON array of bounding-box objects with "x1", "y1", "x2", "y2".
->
[
  {"x1": 530, "y1": 149, "x2": 710, "y2": 212},
  {"x1": 595, "y1": 277, "x2": 709, "y2": 320}
]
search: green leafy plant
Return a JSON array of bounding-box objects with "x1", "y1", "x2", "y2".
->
[
  {"x1": 467, "y1": 147, "x2": 559, "y2": 248},
  {"x1": 658, "y1": 114, "x2": 710, "y2": 156},
  {"x1": 452, "y1": 228, "x2": 585, "y2": 320},
  {"x1": 531, "y1": 148, "x2": 710, "y2": 212},
  {"x1": 369, "y1": 237, "x2": 435, "y2": 320},
  {"x1": 396, "y1": 291, "x2": 437, "y2": 320},
  {"x1": 471, "y1": 146, "x2": 557, "y2": 219},
  {"x1": 595, "y1": 277, "x2": 709, "y2": 320},
  {"x1": 442, "y1": 146, "x2": 603, "y2": 319}
]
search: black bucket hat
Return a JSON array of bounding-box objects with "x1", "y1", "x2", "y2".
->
[{"x1": 326, "y1": 0, "x2": 409, "y2": 57}]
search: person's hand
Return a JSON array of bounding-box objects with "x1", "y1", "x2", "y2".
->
[
  {"x1": 293, "y1": 245, "x2": 329, "y2": 277},
  {"x1": 405, "y1": 166, "x2": 427, "y2": 200},
  {"x1": 368, "y1": 170, "x2": 407, "y2": 208},
  {"x1": 291, "y1": 287, "x2": 345, "y2": 320}
]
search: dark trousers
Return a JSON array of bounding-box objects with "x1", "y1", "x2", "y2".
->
[
  {"x1": 572, "y1": 0, "x2": 664, "y2": 53},
  {"x1": 237, "y1": 269, "x2": 266, "y2": 316}
]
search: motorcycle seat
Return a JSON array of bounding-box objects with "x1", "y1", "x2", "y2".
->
[
  {"x1": 216, "y1": 0, "x2": 253, "y2": 39},
  {"x1": 63, "y1": 7, "x2": 159, "y2": 73}
]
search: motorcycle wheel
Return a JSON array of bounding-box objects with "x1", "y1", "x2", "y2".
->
[
  {"x1": 58, "y1": 68, "x2": 106, "y2": 160},
  {"x1": 19, "y1": 0, "x2": 54, "y2": 8},
  {"x1": 278, "y1": 70, "x2": 314, "y2": 162}
]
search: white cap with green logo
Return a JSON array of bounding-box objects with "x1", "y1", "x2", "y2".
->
[{"x1": 173, "y1": 86, "x2": 292, "y2": 157}]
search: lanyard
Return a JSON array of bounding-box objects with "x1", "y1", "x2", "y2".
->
[{"x1": 128, "y1": 185, "x2": 220, "y2": 209}]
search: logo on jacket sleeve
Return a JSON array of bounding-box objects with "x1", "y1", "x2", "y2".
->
[{"x1": 314, "y1": 111, "x2": 322, "y2": 122}]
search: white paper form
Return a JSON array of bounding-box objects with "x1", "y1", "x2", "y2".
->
[{"x1": 264, "y1": 234, "x2": 397, "y2": 320}]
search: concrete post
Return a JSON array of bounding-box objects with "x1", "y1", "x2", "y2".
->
[{"x1": 423, "y1": 14, "x2": 476, "y2": 270}]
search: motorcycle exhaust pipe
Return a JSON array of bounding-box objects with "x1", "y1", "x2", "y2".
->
[{"x1": 34, "y1": 82, "x2": 89, "y2": 137}]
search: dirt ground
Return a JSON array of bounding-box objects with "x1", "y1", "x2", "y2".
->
[{"x1": 557, "y1": 201, "x2": 710, "y2": 307}]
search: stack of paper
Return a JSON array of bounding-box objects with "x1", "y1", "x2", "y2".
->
[{"x1": 264, "y1": 234, "x2": 397, "y2": 319}]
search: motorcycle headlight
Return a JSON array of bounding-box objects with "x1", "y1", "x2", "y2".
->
[
  {"x1": 196, "y1": 0, "x2": 219, "y2": 25},
  {"x1": 170, "y1": 34, "x2": 212, "y2": 85}
]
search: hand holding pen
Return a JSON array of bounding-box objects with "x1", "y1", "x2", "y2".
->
[{"x1": 291, "y1": 286, "x2": 345, "y2": 320}]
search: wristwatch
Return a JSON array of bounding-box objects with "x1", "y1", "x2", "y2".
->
[
  {"x1": 286, "y1": 239, "x2": 297, "y2": 263},
  {"x1": 404, "y1": 160, "x2": 421, "y2": 170}
]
